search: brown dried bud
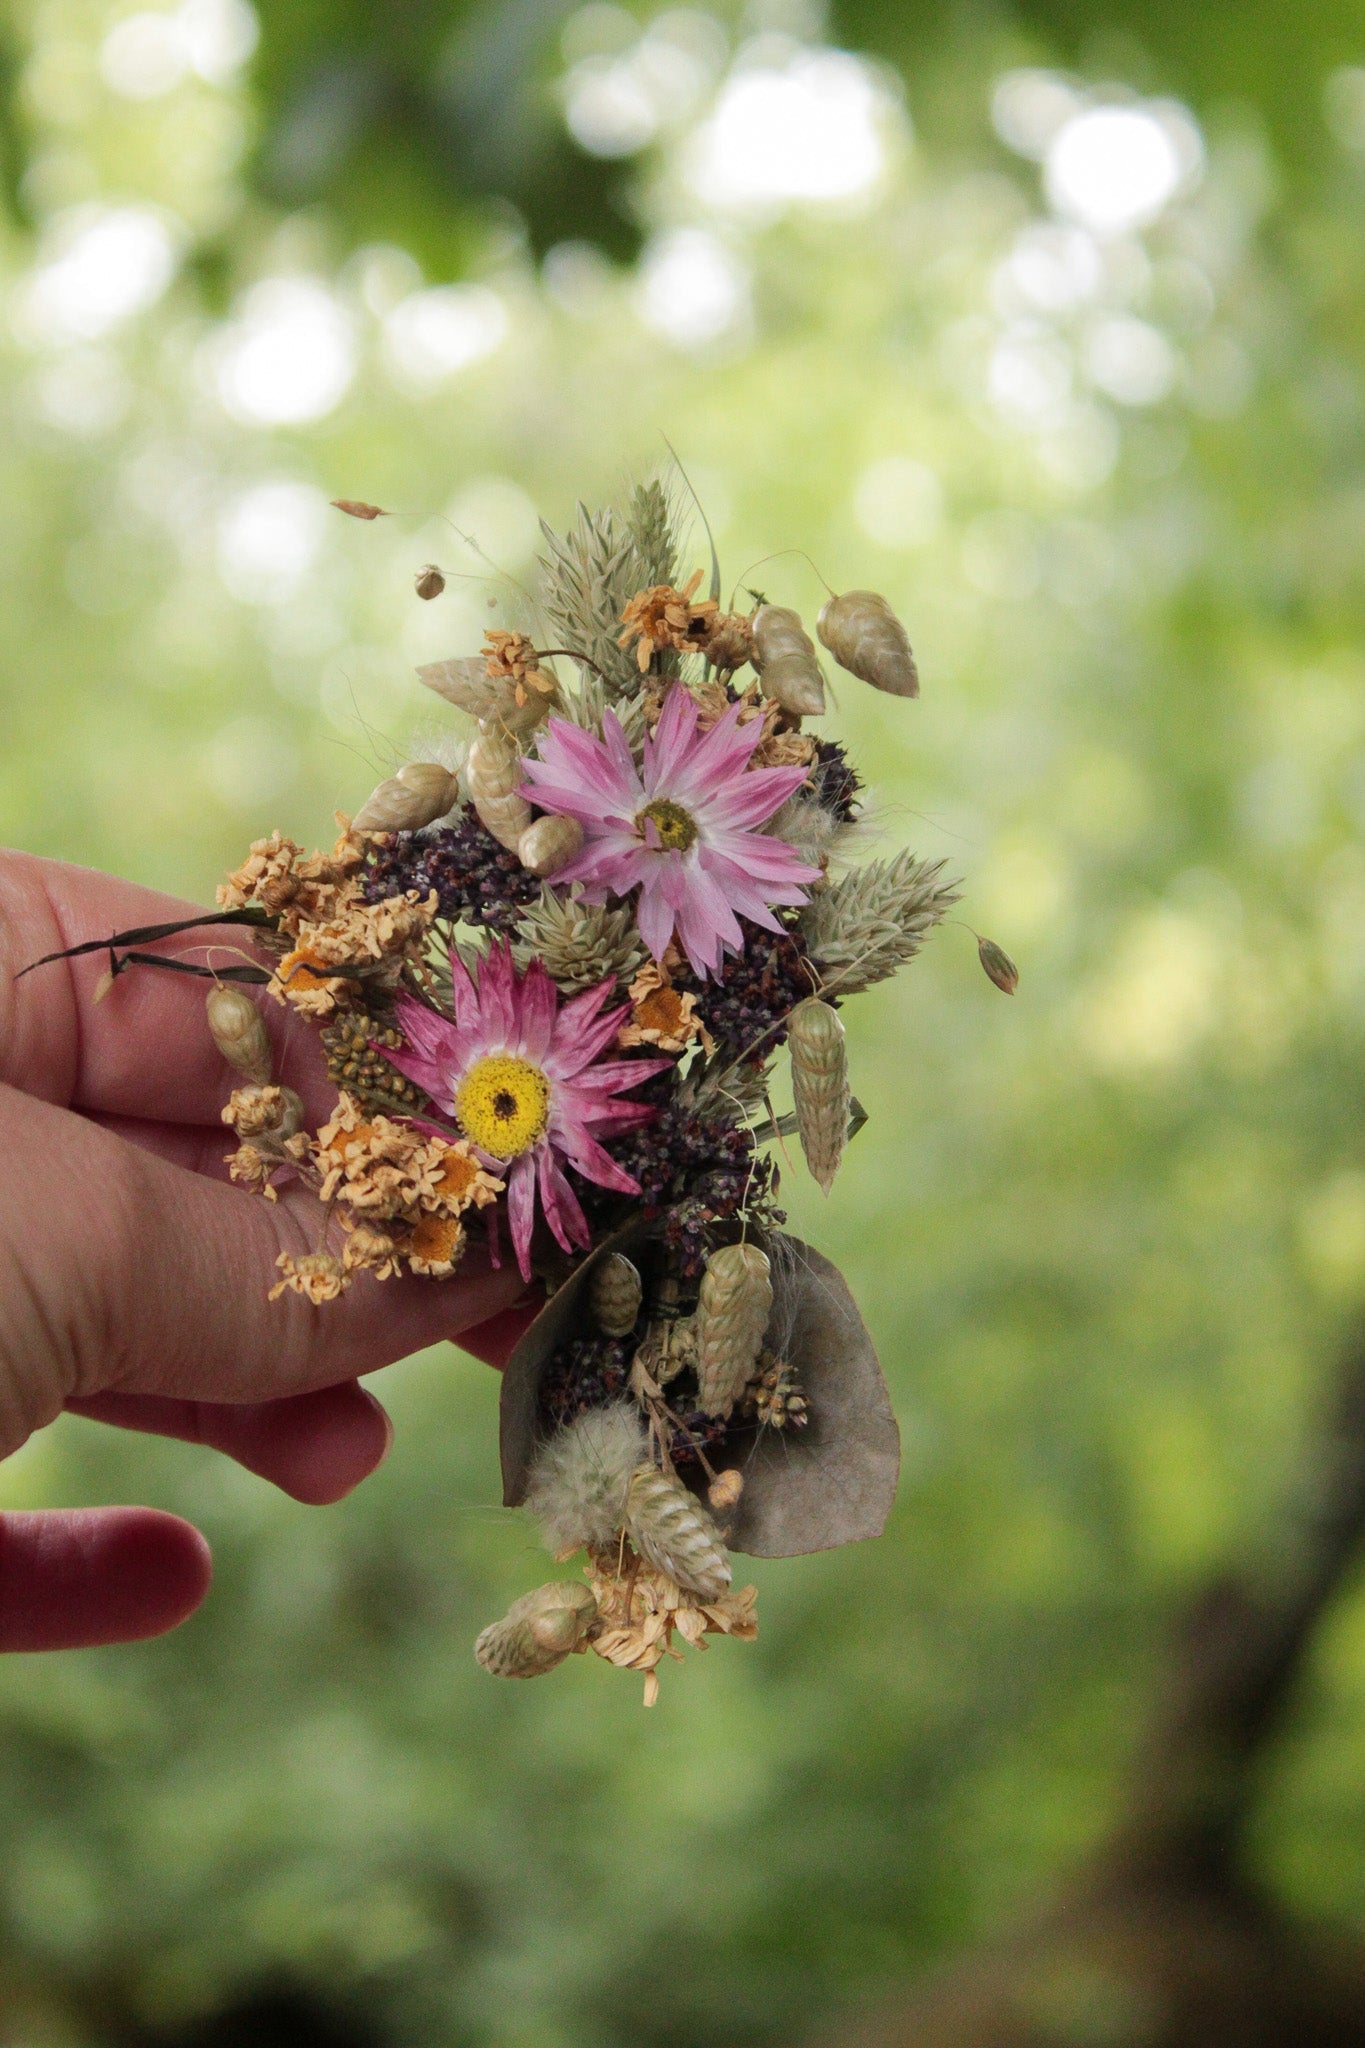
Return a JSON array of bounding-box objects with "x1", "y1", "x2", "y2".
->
[
  {"x1": 226, "y1": 1083, "x2": 305, "y2": 1141},
  {"x1": 707, "y1": 1468, "x2": 744, "y2": 1513},
  {"x1": 703, "y1": 613, "x2": 755, "y2": 674},
  {"x1": 978, "y1": 937, "x2": 1019, "y2": 994},
  {"x1": 343, "y1": 1222, "x2": 398, "y2": 1271},
  {"x1": 415, "y1": 563, "x2": 446, "y2": 600},
  {"x1": 331, "y1": 499, "x2": 388, "y2": 520},
  {"x1": 206, "y1": 984, "x2": 273, "y2": 1084}
]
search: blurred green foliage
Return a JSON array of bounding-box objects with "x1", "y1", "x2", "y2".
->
[{"x1": 6, "y1": 1, "x2": 1365, "y2": 2043}]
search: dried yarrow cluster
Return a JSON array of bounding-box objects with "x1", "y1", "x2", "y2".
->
[{"x1": 44, "y1": 476, "x2": 1013, "y2": 1701}]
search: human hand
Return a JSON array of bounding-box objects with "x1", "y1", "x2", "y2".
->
[{"x1": 0, "y1": 851, "x2": 533, "y2": 1650}]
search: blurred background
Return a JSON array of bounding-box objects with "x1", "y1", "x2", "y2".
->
[{"x1": 6, "y1": 0, "x2": 1365, "y2": 2042}]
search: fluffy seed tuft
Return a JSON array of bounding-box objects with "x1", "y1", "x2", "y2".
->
[{"x1": 525, "y1": 1403, "x2": 649, "y2": 1556}]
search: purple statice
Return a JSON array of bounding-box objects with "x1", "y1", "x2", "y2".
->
[
  {"x1": 598, "y1": 1088, "x2": 784, "y2": 1276},
  {"x1": 361, "y1": 815, "x2": 540, "y2": 931},
  {"x1": 807, "y1": 738, "x2": 862, "y2": 823},
  {"x1": 671, "y1": 916, "x2": 817, "y2": 1058}
]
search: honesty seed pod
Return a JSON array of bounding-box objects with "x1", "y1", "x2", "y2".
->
[
  {"x1": 589, "y1": 1252, "x2": 642, "y2": 1337},
  {"x1": 696, "y1": 1242, "x2": 773, "y2": 1417},
  {"x1": 474, "y1": 1580, "x2": 598, "y2": 1679},
  {"x1": 415, "y1": 563, "x2": 445, "y2": 600},
  {"x1": 751, "y1": 604, "x2": 826, "y2": 717},
  {"x1": 789, "y1": 997, "x2": 849, "y2": 1195},
  {"x1": 817, "y1": 589, "x2": 918, "y2": 698},
  {"x1": 624, "y1": 1464, "x2": 732, "y2": 1602},
  {"x1": 467, "y1": 728, "x2": 532, "y2": 851},
  {"x1": 501, "y1": 1220, "x2": 900, "y2": 1560},
  {"x1": 206, "y1": 984, "x2": 273, "y2": 1085},
  {"x1": 978, "y1": 936, "x2": 1019, "y2": 994},
  {"x1": 353, "y1": 761, "x2": 457, "y2": 834},
  {"x1": 518, "y1": 813, "x2": 585, "y2": 878}
]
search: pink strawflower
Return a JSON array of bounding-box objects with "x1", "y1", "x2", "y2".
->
[
  {"x1": 385, "y1": 945, "x2": 668, "y2": 1280},
  {"x1": 521, "y1": 688, "x2": 822, "y2": 978}
]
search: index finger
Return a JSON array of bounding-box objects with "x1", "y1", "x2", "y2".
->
[{"x1": 0, "y1": 850, "x2": 326, "y2": 1123}]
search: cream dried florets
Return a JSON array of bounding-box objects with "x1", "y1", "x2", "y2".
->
[
  {"x1": 314, "y1": 1094, "x2": 502, "y2": 1219},
  {"x1": 269, "y1": 1251, "x2": 348, "y2": 1304},
  {"x1": 483, "y1": 628, "x2": 558, "y2": 707},
  {"x1": 586, "y1": 1550, "x2": 758, "y2": 1707},
  {"x1": 270, "y1": 888, "x2": 438, "y2": 1017},
  {"x1": 218, "y1": 826, "x2": 367, "y2": 930},
  {"x1": 618, "y1": 571, "x2": 718, "y2": 671}
]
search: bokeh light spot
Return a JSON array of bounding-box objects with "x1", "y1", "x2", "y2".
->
[
  {"x1": 214, "y1": 278, "x2": 356, "y2": 425},
  {"x1": 1045, "y1": 106, "x2": 1191, "y2": 236}
]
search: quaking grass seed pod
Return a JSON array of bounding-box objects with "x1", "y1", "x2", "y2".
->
[
  {"x1": 624, "y1": 1464, "x2": 731, "y2": 1602},
  {"x1": 353, "y1": 762, "x2": 457, "y2": 833},
  {"x1": 978, "y1": 936, "x2": 1019, "y2": 994},
  {"x1": 789, "y1": 997, "x2": 849, "y2": 1194},
  {"x1": 816, "y1": 589, "x2": 919, "y2": 698},
  {"x1": 751, "y1": 604, "x2": 826, "y2": 717},
  {"x1": 589, "y1": 1252, "x2": 642, "y2": 1337},
  {"x1": 518, "y1": 813, "x2": 585, "y2": 878},
  {"x1": 206, "y1": 984, "x2": 273, "y2": 1085},
  {"x1": 475, "y1": 1581, "x2": 598, "y2": 1679},
  {"x1": 417, "y1": 657, "x2": 553, "y2": 738},
  {"x1": 467, "y1": 728, "x2": 532, "y2": 851},
  {"x1": 415, "y1": 564, "x2": 445, "y2": 600},
  {"x1": 696, "y1": 1243, "x2": 773, "y2": 1417}
]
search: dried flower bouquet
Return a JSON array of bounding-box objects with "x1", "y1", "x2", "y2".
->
[{"x1": 31, "y1": 478, "x2": 1014, "y2": 1702}]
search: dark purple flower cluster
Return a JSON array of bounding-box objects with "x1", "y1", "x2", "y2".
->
[
  {"x1": 667, "y1": 1409, "x2": 730, "y2": 1468},
  {"x1": 540, "y1": 1332, "x2": 731, "y2": 1467},
  {"x1": 542, "y1": 1334, "x2": 632, "y2": 1428},
  {"x1": 361, "y1": 815, "x2": 540, "y2": 931},
  {"x1": 672, "y1": 918, "x2": 815, "y2": 1057},
  {"x1": 600, "y1": 1093, "x2": 784, "y2": 1275},
  {"x1": 807, "y1": 738, "x2": 862, "y2": 822}
]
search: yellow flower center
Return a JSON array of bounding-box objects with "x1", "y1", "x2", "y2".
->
[
  {"x1": 636, "y1": 798, "x2": 697, "y2": 853},
  {"x1": 455, "y1": 1054, "x2": 550, "y2": 1157}
]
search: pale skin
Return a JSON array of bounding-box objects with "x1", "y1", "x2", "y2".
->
[{"x1": 0, "y1": 851, "x2": 534, "y2": 1652}]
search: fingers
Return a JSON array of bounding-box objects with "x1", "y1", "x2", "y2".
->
[
  {"x1": 0, "y1": 1507, "x2": 211, "y2": 1650},
  {"x1": 0, "y1": 851, "x2": 332, "y2": 1124},
  {"x1": 6, "y1": 1090, "x2": 530, "y2": 1406},
  {"x1": 84, "y1": 1112, "x2": 235, "y2": 1179},
  {"x1": 455, "y1": 1300, "x2": 540, "y2": 1371},
  {"x1": 64, "y1": 1382, "x2": 394, "y2": 1504}
]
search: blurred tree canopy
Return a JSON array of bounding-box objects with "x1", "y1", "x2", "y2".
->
[{"x1": 5, "y1": 0, "x2": 1365, "y2": 2045}]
